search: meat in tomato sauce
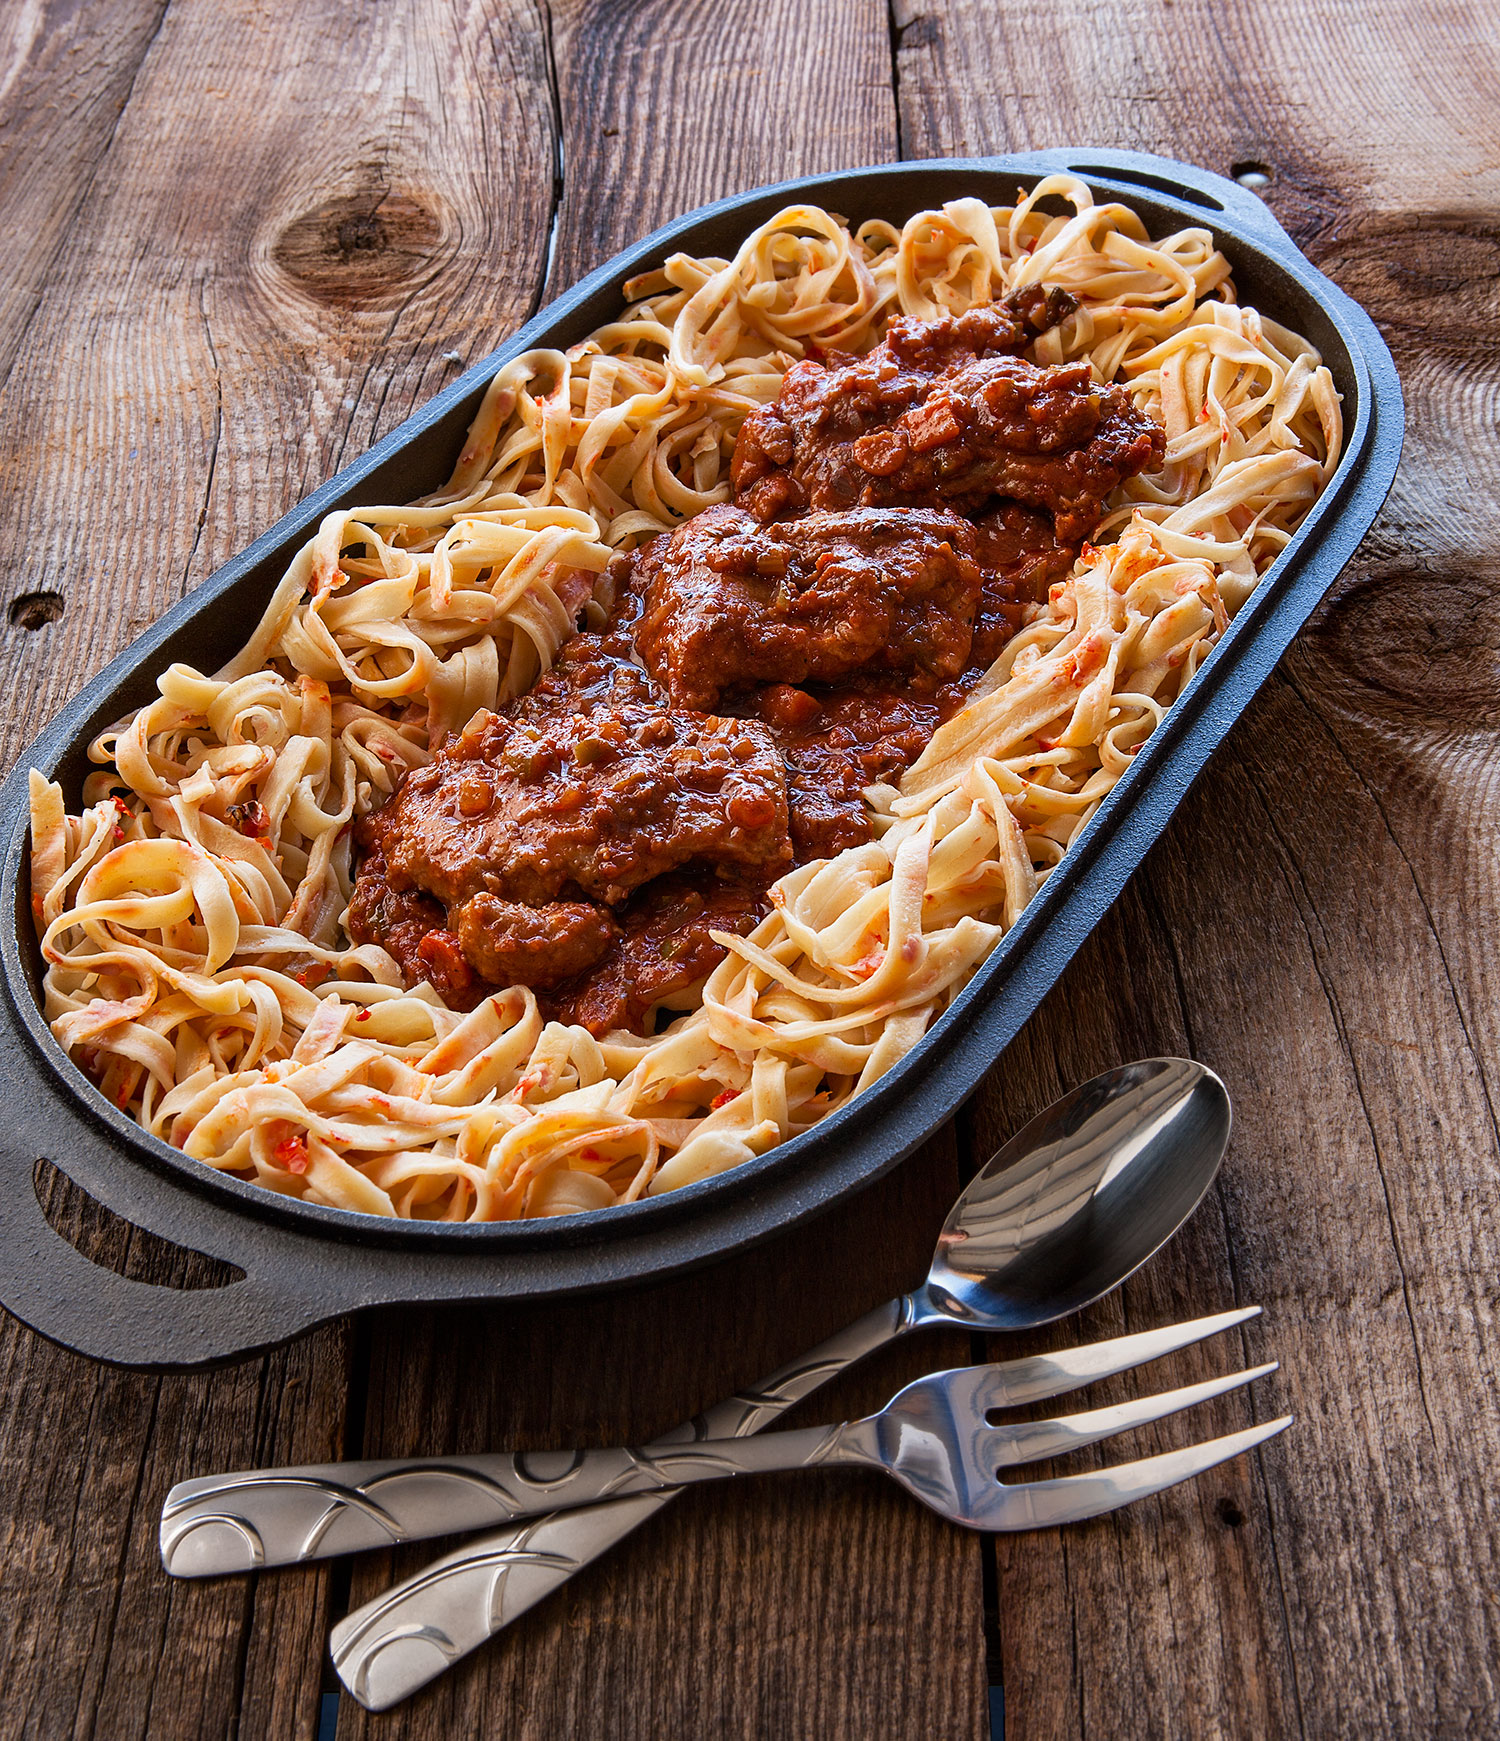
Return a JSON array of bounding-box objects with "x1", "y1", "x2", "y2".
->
[
  {"x1": 633, "y1": 503, "x2": 985, "y2": 709},
  {"x1": 748, "y1": 681, "x2": 941, "y2": 860},
  {"x1": 732, "y1": 293, "x2": 1164, "y2": 542},
  {"x1": 348, "y1": 295, "x2": 1165, "y2": 1035}
]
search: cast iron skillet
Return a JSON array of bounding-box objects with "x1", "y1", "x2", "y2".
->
[{"x1": 0, "y1": 150, "x2": 1403, "y2": 1367}]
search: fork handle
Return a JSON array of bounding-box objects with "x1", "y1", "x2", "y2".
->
[
  {"x1": 161, "y1": 1292, "x2": 917, "y2": 1578},
  {"x1": 163, "y1": 1422, "x2": 881, "y2": 1574}
]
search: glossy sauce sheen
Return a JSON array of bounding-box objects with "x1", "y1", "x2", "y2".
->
[{"x1": 348, "y1": 292, "x2": 1164, "y2": 1034}]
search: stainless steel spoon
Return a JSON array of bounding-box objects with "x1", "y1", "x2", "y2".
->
[{"x1": 161, "y1": 1056, "x2": 1233, "y2": 1705}]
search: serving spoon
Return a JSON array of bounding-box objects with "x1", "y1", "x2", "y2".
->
[{"x1": 161, "y1": 1056, "x2": 1234, "y2": 1701}]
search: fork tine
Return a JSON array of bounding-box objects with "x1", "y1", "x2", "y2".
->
[
  {"x1": 993, "y1": 1415, "x2": 1293, "y2": 1531},
  {"x1": 991, "y1": 1362, "x2": 1279, "y2": 1468},
  {"x1": 970, "y1": 1305, "x2": 1261, "y2": 1411}
]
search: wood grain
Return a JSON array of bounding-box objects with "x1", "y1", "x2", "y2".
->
[
  {"x1": 0, "y1": 0, "x2": 168, "y2": 394},
  {"x1": 544, "y1": 0, "x2": 896, "y2": 292},
  {"x1": 1, "y1": 0, "x2": 1498, "y2": 1737}
]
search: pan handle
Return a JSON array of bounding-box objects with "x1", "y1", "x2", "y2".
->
[
  {"x1": 995, "y1": 148, "x2": 1298, "y2": 250},
  {"x1": 0, "y1": 1111, "x2": 348, "y2": 1369}
]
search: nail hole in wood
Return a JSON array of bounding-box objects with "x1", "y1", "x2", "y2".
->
[
  {"x1": 33, "y1": 1156, "x2": 245, "y2": 1291},
  {"x1": 8, "y1": 590, "x2": 64, "y2": 631},
  {"x1": 1216, "y1": 1496, "x2": 1246, "y2": 1527}
]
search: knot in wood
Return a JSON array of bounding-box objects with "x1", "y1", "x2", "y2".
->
[{"x1": 271, "y1": 189, "x2": 447, "y2": 308}]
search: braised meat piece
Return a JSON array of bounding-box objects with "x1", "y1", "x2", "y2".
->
[
  {"x1": 366, "y1": 686, "x2": 789, "y2": 910},
  {"x1": 736, "y1": 340, "x2": 1163, "y2": 543},
  {"x1": 348, "y1": 630, "x2": 792, "y2": 1003},
  {"x1": 732, "y1": 286, "x2": 1078, "y2": 522},
  {"x1": 748, "y1": 683, "x2": 940, "y2": 860},
  {"x1": 878, "y1": 286, "x2": 1077, "y2": 369},
  {"x1": 549, "y1": 876, "x2": 765, "y2": 1035},
  {"x1": 346, "y1": 844, "x2": 482, "y2": 1005},
  {"x1": 633, "y1": 504, "x2": 985, "y2": 711},
  {"x1": 452, "y1": 893, "x2": 620, "y2": 989},
  {"x1": 732, "y1": 278, "x2": 1162, "y2": 544}
]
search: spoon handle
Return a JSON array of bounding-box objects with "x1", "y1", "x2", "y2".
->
[{"x1": 324, "y1": 1294, "x2": 914, "y2": 1710}]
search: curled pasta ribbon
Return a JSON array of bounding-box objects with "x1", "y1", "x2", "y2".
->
[
  {"x1": 30, "y1": 180, "x2": 1342, "y2": 1220},
  {"x1": 670, "y1": 204, "x2": 890, "y2": 384}
]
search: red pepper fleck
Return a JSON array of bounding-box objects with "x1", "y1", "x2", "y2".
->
[
  {"x1": 710, "y1": 1089, "x2": 737, "y2": 1110},
  {"x1": 580, "y1": 1146, "x2": 601, "y2": 1163},
  {"x1": 226, "y1": 798, "x2": 271, "y2": 838},
  {"x1": 274, "y1": 1131, "x2": 310, "y2": 1173},
  {"x1": 355, "y1": 1008, "x2": 372, "y2": 1022}
]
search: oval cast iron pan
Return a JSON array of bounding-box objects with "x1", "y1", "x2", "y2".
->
[{"x1": 0, "y1": 150, "x2": 1403, "y2": 1366}]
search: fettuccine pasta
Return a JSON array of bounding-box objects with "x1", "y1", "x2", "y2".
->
[{"x1": 29, "y1": 177, "x2": 1341, "y2": 1220}]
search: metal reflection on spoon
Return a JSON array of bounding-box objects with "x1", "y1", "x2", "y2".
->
[{"x1": 921, "y1": 1056, "x2": 1231, "y2": 1329}]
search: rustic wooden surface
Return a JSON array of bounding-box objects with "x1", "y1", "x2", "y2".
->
[{"x1": 0, "y1": 0, "x2": 1495, "y2": 1735}]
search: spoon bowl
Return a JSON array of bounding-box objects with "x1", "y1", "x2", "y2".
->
[{"x1": 918, "y1": 1057, "x2": 1231, "y2": 1331}]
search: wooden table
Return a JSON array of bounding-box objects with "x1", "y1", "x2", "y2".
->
[{"x1": 1, "y1": 2, "x2": 1495, "y2": 1735}]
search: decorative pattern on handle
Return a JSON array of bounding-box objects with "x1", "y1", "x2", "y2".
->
[
  {"x1": 162, "y1": 1295, "x2": 913, "y2": 1578},
  {"x1": 162, "y1": 1456, "x2": 592, "y2": 1575},
  {"x1": 328, "y1": 1294, "x2": 914, "y2": 1709},
  {"x1": 165, "y1": 1418, "x2": 866, "y2": 1578}
]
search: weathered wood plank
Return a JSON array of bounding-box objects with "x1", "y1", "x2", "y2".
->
[
  {"x1": 0, "y1": 0, "x2": 556, "y2": 1736},
  {"x1": 892, "y1": 0, "x2": 1498, "y2": 228},
  {"x1": 0, "y1": 0, "x2": 168, "y2": 393},
  {"x1": 894, "y1": 4, "x2": 1500, "y2": 1734},
  {"x1": 0, "y1": 1167, "x2": 350, "y2": 1741},
  {"x1": 544, "y1": 0, "x2": 898, "y2": 294}
]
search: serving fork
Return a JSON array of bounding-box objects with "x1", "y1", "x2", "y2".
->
[
  {"x1": 315, "y1": 1311, "x2": 1281, "y2": 1706},
  {"x1": 162, "y1": 1305, "x2": 1270, "y2": 1569},
  {"x1": 205, "y1": 1344, "x2": 1286, "y2": 1544},
  {"x1": 436, "y1": 1354, "x2": 1287, "y2": 1532}
]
